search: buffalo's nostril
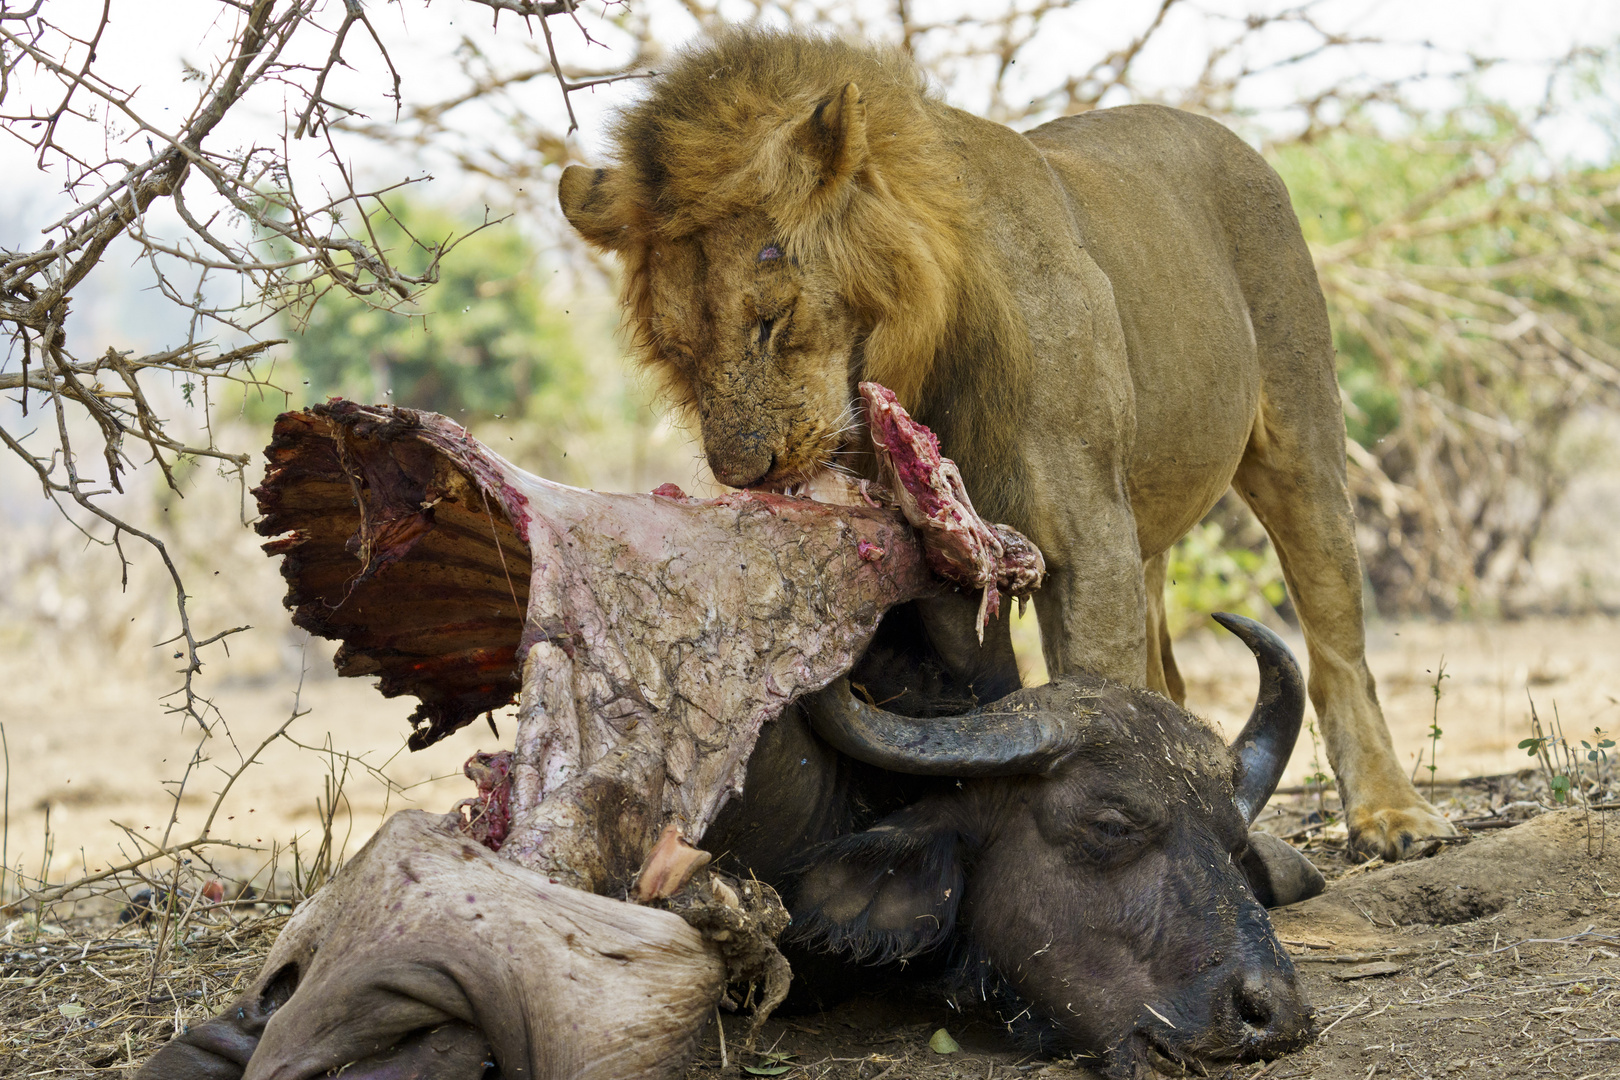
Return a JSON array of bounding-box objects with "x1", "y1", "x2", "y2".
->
[
  {"x1": 312, "y1": 1023, "x2": 495, "y2": 1080},
  {"x1": 1235, "y1": 977, "x2": 1274, "y2": 1030},
  {"x1": 1223, "y1": 967, "x2": 1316, "y2": 1056},
  {"x1": 259, "y1": 962, "x2": 298, "y2": 1016}
]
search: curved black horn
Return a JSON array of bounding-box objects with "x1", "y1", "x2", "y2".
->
[
  {"x1": 1214, "y1": 612, "x2": 1306, "y2": 824},
  {"x1": 799, "y1": 679, "x2": 1073, "y2": 776}
]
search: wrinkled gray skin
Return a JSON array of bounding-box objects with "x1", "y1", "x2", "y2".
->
[
  {"x1": 707, "y1": 611, "x2": 1321, "y2": 1078},
  {"x1": 136, "y1": 812, "x2": 724, "y2": 1080}
]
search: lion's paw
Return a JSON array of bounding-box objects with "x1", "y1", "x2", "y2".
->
[{"x1": 1347, "y1": 802, "x2": 1457, "y2": 862}]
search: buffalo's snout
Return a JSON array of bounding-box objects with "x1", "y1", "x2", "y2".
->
[
  {"x1": 1199, "y1": 907, "x2": 1316, "y2": 1062},
  {"x1": 1139, "y1": 901, "x2": 1314, "y2": 1074},
  {"x1": 1221, "y1": 963, "x2": 1316, "y2": 1057}
]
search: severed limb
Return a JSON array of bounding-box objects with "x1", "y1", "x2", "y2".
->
[{"x1": 141, "y1": 392, "x2": 1042, "y2": 1079}]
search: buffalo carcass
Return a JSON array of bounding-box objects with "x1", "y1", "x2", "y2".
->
[
  {"x1": 137, "y1": 390, "x2": 1316, "y2": 1080},
  {"x1": 707, "y1": 607, "x2": 1322, "y2": 1078},
  {"x1": 137, "y1": 390, "x2": 1043, "y2": 1080}
]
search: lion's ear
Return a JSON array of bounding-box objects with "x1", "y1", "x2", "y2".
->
[
  {"x1": 558, "y1": 165, "x2": 637, "y2": 251},
  {"x1": 795, "y1": 82, "x2": 867, "y2": 186}
]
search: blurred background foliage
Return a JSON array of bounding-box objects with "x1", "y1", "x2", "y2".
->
[
  {"x1": 1270, "y1": 93, "x2": 1620, "y2": 619},
  {"x1": 284, "y1": 202, "x2": 581, "y2": 422},
  {"x1": 1165, "y1": 516, "x2": 1290, "y2": 639},
  {"x1": 1156, "y1": 51, "x2": 1620, "y2": 628},
  {"x1": 266, "y1": 201, "x2": 685, "y2": 493}
]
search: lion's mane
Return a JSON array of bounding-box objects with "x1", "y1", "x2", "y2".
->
[{"x1": 589, "y1": 29, "x2": 1031, "y2": 439}]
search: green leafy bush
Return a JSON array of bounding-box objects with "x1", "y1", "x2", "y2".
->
[
  {"x1": 1164, "y1": 520, "x2": 1288, "y2": 639},
  {"x1": 1269, "y1": 108, "x2": 1620, "y2": 615},
  {"x1": 283, "y1": 201, "x2": 583, "y2": 422}
]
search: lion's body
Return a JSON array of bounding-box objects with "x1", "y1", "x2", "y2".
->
[{"x1": 559, "y1": 30, "x2": 1454, "y2": 859}]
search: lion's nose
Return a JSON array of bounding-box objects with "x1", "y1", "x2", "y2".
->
[{"x1": 708, "y1": 446, "x2": 775, "y2": 488}]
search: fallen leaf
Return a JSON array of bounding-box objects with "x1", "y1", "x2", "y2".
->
[
  {"x1": 743, "y1": 1050, "x2": 797, "y2": 1075},
  {"x1": 929, "y1": 1028, "x2": 961, "y2": 1054}
]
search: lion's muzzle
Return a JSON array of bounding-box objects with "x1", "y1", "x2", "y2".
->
[{"x1": 703, "y1": 427, "x2": 778, "y2": 488}]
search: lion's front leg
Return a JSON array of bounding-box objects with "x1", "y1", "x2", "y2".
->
[
  {"x1": 1232, "y1": 415, "x2": 1456, "y2": 862},
  {"x1": 1030, "y1": 493, "x2": 1150, "y2": 689}
]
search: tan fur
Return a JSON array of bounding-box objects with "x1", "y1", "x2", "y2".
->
[
  {"x1": 562, "y1": 32, "x2": 1023, "y2": 482},
  {"x1": 559, "y1": 29, "x2": 1455, "y2": 861}
]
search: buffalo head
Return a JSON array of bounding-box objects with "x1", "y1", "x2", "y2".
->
[{"x1": 787, "y1": 613, "x2": 1317, "y2": 1077}]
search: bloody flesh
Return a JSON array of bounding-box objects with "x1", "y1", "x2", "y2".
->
[{"x1": 861, "y1": 381, "x2": 1045, "y2": 634}]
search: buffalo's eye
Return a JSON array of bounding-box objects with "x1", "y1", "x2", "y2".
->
[
  {"x1": 1071, "y1": 807, "x2": 1146, "y2": 864},
  {"x1": 757, "y1": 244, "x2": 783, "y2": 262},
  {"x1": 1092, "y1": 808, "x2": 1133, "y2": 838}
]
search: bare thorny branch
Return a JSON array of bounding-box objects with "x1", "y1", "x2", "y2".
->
[
  {"x1": 3, "y1": 638, "x2": 442, "y2": 968},
  {"x1": 1307, "y1": 65, "x2": 1620, "y2": 613},
  {"x1": 0, "y1": 0, "x2": 603, "y2": 735}
]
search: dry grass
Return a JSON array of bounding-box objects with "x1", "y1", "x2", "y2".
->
[
  {"x1": 0, "y1": 666, "x2": 385, "y2": 1077},
  {"x1": 5, "y1": 763, "x2": 1612, "y2": 1077},
  {"x1": 0, "y1": 906, "x2": 286, "y2": 1076}
]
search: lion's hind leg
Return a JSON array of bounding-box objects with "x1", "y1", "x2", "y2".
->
[
  {"x1": 1231, "y1": 418, "x2": 1455, "y2": 862},
  {"x1": 1143, "y1": 550, "x2": 1186, "y2": 705}
]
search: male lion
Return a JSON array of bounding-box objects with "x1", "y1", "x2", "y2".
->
[{"x1": 557, "y1": 29, "x2": 1452, "y2": 860}]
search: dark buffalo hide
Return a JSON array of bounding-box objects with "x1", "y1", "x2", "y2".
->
[{"x1": 707, "y1": 606, "x2": 1324, "y2": 1079}]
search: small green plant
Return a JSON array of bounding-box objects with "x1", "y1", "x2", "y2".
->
[
  {"x1": 1518, "y1": 704, "x2": 1613, "y2": 807},
  {"x1": 1519, "y1": 696, "x2": 1570, "y2": 803},
  {"x1": 1581, "y1": 729, "x2": 1615, "y2": 798},
  {"x1": 1164, "y1": 521, "x2": 1287, "y2": 638},
  {"x1": 1427, "y1": 658, "x2": 1448, "y2": 802},
  {"x1": 1303, "y1": 718, "x2": 1334, "y2": 824}
]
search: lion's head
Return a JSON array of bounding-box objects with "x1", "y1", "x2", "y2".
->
[{"x1": 558, "y1": 30, "x2": 976, "y2": 489}]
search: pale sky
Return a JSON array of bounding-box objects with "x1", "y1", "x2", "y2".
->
[
  {"x1": 1, "y1": 0, "x2": 1616, "y2": 405},
  {"x1": 4, "y1": 0, "x2": 1617, "y2": 232}
]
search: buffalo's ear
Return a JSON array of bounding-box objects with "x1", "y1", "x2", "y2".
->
[
  {"x1": 785, "y1": 802, "x2": 964, "y2": 963},
  {"x1": 793, "y1": 82, "x2": 867, "y2": 187},
  {"x1": 1240, "y1": 831, "x2": 1326, "y2": 908},
  {"x1": 558, "y1": 165, "x2": 638, "y2": 251}
]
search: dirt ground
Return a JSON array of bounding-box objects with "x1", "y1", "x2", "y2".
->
[
  {"x1": 3, "y1": 614, "x2": 1619, "y2": 1077},
  {"x1": 3, "y1": 791, "x2": 1615, "y2": 1077}
]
